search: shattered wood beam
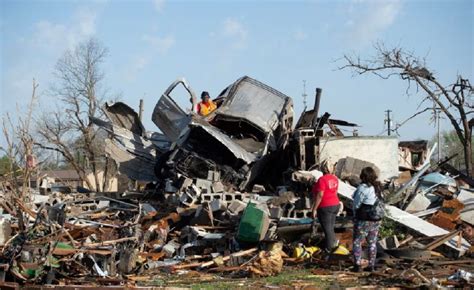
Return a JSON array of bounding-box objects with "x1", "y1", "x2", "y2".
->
[
  {"x1": 13, "y1": 197, "x2": 36, "y2": 218},
  {"x1": 82, "y1": 237, "x2": 138, "y2": 248},
  {"x1": 52, "y1": 248, "x2": 112, "y2": 256},
  {"x1": 429, "y1": 259, "x2": 474, "y2": 266},
  {"x1": 423, "y1": 229, "x2": 461, "y2": 251},
  {"x1": 173, "y1": 248, "x2": 258, "y2": 270},
  {"x1": 0, "y1": 201, "x2": 16, "y2": 216},
  {"x1": 200, "y1": 247, "x2": 258, "y2": 269}
]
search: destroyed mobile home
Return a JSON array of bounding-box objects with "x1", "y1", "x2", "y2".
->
[{"x1": 0, "y1": 76, "x2": 473, "y2": 288}]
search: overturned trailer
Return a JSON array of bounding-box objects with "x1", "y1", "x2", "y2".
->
[{"x1": 95, "y1": 76, "x2": 294, "y2": 191}]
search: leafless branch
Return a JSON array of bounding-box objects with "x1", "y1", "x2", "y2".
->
[
  {"x1": 36, "y1": 38, "x2": 115, "y2": 191},
  {"x1": 339, "y1": 43, "x2": 473, "y2": 176}
]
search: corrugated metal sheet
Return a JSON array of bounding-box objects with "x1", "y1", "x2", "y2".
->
[
  {"x1": 104, "y1": 102, "x2": 145, "y2": 136},
  {"x1": 91, "y1": 117, "x2": 169, "y2": 181}
]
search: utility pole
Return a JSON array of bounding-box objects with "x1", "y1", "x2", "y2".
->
[
  {"x1": 385, "y1": 110, "x2": 392, "y2": 136},
  {"x1": 436, "y1": 108, "x2": 441, "y2": 162},
  {"x1": 302, "y1": 80, "x2": 308, "y2": 111},
  {"x1": 139, "y1": 99, "x2": 144, "y2": 121},
  {"x1": 133, "y1": 98, "x2": 144, "y2": 191}
]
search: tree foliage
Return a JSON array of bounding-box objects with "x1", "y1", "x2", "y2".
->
[
  {"x1": 431, "y1": 130, "x2": 474, "y2": 171},
  {"x1": 0, "y1": 155, "x2": 14, "y2": 176}
]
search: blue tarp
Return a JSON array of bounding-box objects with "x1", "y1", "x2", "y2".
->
[{"x1": 420, "y1": 172, "x2": 456, "y2": 186}]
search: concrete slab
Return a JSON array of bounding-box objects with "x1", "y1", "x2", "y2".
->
[
  {"x1": 319, "y1": 136, "x2": 399, "y2": 180},
  {"x1": 211, "y1": 181, "x2": 225, "y2": 193},
  {"x1": 228, "y1": 200, "x2": 247, "y2": 215},
  {"x1": 210, "y1": 199, "x2": 226, "y2": 212},
  {"x1": 195, "y1": 179, "x2": 212, "y2": 193},
  {"x1": 405, "y1": 194, "x2": 432, "y2": 213},
  {"x1": 269, "y1": 207, "x2": 283, "y2": 219},
  {"x1": 335, "y1": 156, "x2": 380, "y2": 182}
]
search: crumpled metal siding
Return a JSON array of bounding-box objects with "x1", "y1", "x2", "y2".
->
[
  {"x1": 105, "y1": 138, "x2": 158, "y2": 182},
  {"x1": 104, "y1": 102, "x2": 146, "y2": 136},
  {"x1": 91, "y1": 117, "x2": 167, "y2": 182}
]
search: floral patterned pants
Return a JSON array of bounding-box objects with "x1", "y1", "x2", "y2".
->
[{"x1": 353, "y1": 220, "x2": 381, "y2": 266}]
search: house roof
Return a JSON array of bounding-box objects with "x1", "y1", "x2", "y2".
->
[
  {"x1": 399, "y1": 140, "x2": 428, "y2": 151},
  {"x1": 38, "y1": 169, "x2": 81, "y2": 181}
]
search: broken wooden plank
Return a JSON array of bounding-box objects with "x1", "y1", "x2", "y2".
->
[
  {"x1": 429, "y1": 259, "x2": 474, "y2": 266},
  {"x1": 52, "y1": 248, "x2": 112, "y2": 256},
  {"x1": 200, "y1": 247, "x2": 258, "y2": 269},
  {"x1": 82, "y1": 237, "x2": 138, "y2": 248},
  {"x1": 424, "y1": 229, "x2": 461, "y2": 251},
  {"x1": 173, "y1": 248, "x2": 258, "y2": 270}
]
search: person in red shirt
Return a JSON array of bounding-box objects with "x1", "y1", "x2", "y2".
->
[{"x1": 311, "y1": 162, "x2": 341, "y2": 253}]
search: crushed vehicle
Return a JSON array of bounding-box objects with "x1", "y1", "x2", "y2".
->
[
  {"x1": 96, "y1": 76, "x2": 294, "y2": 191},
  {"x1": 152, "y1": 76, "x2": 294, "y2": 191}
]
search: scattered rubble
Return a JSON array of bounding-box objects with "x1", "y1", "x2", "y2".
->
[{"x1": 1, "y1": 76, "x2": 473, "y2": 288}]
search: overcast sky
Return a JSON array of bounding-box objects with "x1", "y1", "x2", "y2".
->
[{"x1": 1, "y1": 0, "x2": 473, "y2": 145}]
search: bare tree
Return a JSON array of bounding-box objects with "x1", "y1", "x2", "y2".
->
[
  {"x1": 340, "y1": 43, "x2": 474, "y2": 177},
  {"x1": 36, "y1": 38, "x2": 114, "y2": 191},
  {"x1": 1, "y1": 79, "x2": 38, "y2": 231}
]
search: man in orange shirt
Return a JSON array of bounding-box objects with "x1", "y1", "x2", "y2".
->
[{"x1": 197, "y1": 91, "x2": 217, "y2": 116}]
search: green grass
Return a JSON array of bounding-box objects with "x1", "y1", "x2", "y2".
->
[{"x1": 141, "y1": 268, "x2": 345, "y2": 289}]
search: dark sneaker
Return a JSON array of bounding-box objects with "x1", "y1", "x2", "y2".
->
[
  {"x1": 364, "y1": 266, "x2": 375, "y2": 272},
  {"x1": 322, "y1": 249, "x2": 331, "y2": 261},
  {"x1": 352, "y1": 265, "x2": 362, "y2": 273}
]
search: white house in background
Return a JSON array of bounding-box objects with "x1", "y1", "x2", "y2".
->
[
  {"x1": 398, "y1": 140, "x2": 429, "y2": 171},
  {"x1": 36, "y1": 169, "x2": 118, "y2": 192}
]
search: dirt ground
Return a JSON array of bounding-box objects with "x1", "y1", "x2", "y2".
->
[{"x1": 135, "y1": 267, "x2": 381, "y2": 289}]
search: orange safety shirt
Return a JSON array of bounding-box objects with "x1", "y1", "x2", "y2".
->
[{"x1": 197, "y1": 100, "x2": 217, "y2": 116}]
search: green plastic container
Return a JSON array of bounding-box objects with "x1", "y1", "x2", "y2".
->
[{"x1": 237, "y1": 202, "x2": 270, "y2": 243}]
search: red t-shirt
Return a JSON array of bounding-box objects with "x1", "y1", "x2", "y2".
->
[{"x1": 312, "y1": 174, "x2": 340, "y2": 208}]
